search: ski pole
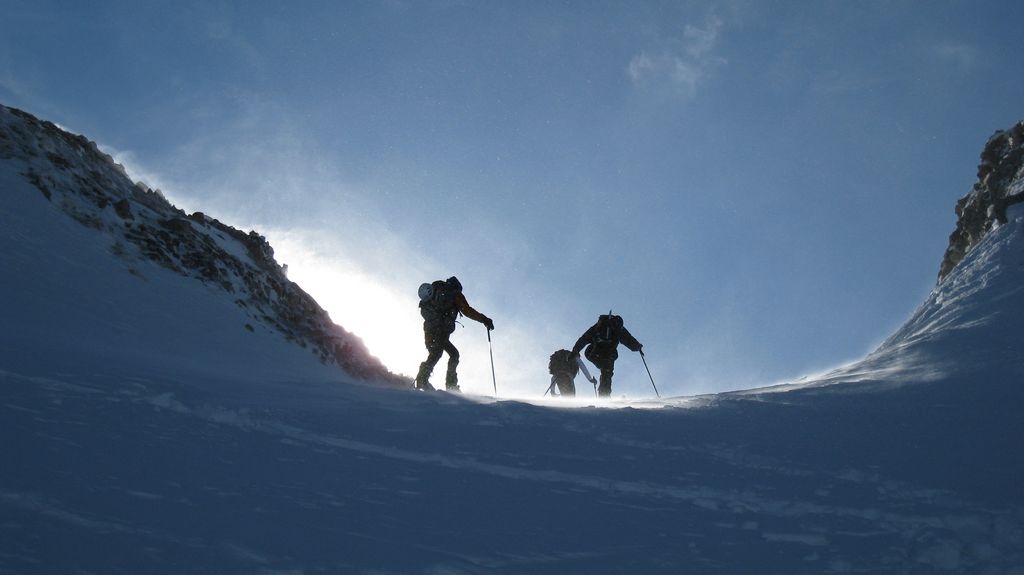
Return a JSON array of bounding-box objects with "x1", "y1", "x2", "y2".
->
[
  {"x1": 487, "y1": 328, "x2": 498, "y2": 397},
  {"x1": 640, "y1": 350, "x2": 660, "y2": 398}
]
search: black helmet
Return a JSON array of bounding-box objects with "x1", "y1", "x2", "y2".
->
[{"x1": 446, "y1": 276, "x2": 463, "y2": 292}]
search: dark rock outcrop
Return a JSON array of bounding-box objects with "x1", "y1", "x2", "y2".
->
[
  {"x1": 0, "y1": 104, "x2": 409, "y2": 387},
  {"x1": 939, "y1": 121, "x2": 1024, "y2": 282}
]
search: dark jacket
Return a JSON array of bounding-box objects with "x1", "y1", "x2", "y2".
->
[
  {"x1": 571, "y1": 315, "x2": 641, "y2": 361},
  {"x1": 420, "y1": 279, "x2": 492, "y2": 334}
]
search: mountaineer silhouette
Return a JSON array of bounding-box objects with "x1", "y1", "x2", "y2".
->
[
  {"x1": 415, "y1": 276, "x2": 494, "y2": 392},
  {"x1": 571, "y1": 312, "x2": 642, "y2": 397}
]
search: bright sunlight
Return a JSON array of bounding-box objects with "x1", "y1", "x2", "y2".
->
[{"x1": 267, "y1": 234, "x2": 425, "y2": 379}]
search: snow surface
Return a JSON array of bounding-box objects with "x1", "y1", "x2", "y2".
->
[{"x1": 3, "y1": 125, "x2": 1024, "y2": 573}]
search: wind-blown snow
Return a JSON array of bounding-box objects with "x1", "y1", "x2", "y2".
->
[{"x1": 2, "y1": 110, "x2": 1023, "y2": 573}]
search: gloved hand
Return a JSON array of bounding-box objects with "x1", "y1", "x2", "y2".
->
[{"x1": 483, "y1": 316, "x2": 495, "y2": 331}]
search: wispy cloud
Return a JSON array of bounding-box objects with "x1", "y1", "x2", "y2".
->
[
  {"x1": 0, "y1": 69, "x2": 37, "y2": 106},
  {"x1": 186, "y1": 3, "x2": 265, "y2": 76},
  {"x1": 932, "y1": 42, "x2": 979, "y2": 73},
  {"x1": 628, "y1": 15, "x2": 726, "y2": 98}
]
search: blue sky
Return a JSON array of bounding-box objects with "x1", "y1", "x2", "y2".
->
[{"x1": 3, "y1": 0, "x2": 1022, "y2": 397}]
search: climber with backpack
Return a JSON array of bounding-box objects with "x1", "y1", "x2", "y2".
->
[
  {"x1": 546, "y1": 349, "x2": 579, "y2": 397},
  {"x1": 546, "y1": 348, "x2": 599, "y2": 397},
  {"x1": 571, "y1": 312, "x2": 642, "y2": 397},
  {"x1": 415, "y1": 276, "x2": 494, "y2": 392}
]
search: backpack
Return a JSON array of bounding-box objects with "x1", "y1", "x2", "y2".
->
[
  {"x1": 594, "y1": 314, "x2": 623, "y2": 345},
  {"x1": 548, "y1": 349, "x2": 579, "y2": 376},
  {"x1": 418, "y1": 278, "x2": 461, "y2": 330}
]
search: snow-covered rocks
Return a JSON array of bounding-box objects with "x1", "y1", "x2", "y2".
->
[
  {"x1": 939, "y1": 121, "x2": 1024, "y2": 281},
  {"x1": 0, "y1": 104, "x2": 406, "y2": 386}
]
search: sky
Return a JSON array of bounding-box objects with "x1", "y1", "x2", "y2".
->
[{"x1": 2, "y1": 0, "x2": 1023, "y2": 398}]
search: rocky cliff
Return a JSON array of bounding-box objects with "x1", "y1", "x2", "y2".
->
[
  {"x1": 939, "y1": 120, "x2": 1024, "y2": 281},
  {"x1": 0, "y1": 104, "x2": 408, "y2": 386}
]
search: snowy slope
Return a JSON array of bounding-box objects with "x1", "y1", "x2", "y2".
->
[
  {"x1": 0, "y1": 105, "x2": 402, "y2": 385},
  {"x1": 2, "y1": 108, "x2": 1024, "y2": 574}
]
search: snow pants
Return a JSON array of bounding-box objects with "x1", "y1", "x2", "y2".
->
[
  {"x1": 585, "y1": 346, "x2": 617, "y2": 397},
  {"x1": 417, "y1": 326, "x2": 459, "y2": 390}
]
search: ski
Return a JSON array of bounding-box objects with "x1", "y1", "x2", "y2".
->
[{"x1": 576, "y1": 355, "x2": 597, "y2": 385}]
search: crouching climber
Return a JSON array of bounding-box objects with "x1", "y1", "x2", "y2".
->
[{"x1": 547, "y1": 349, "x2": 578, "y2": 397}]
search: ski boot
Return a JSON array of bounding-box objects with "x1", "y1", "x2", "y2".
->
[{"x1": 415, "y1": 363, "x2": 436, "y2": 391}]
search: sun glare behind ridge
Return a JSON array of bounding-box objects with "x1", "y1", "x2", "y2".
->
[{"x1": 268, "y1": 235, "x2": 425, "y2": 379}]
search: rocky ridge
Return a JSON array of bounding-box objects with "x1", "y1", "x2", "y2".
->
[
  {"x1": 0, "y1": 104, "x2": 407, "y2": 386},
  {"x1": 939, "y1": 120, "x2": 1024, "y2": 281}
]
